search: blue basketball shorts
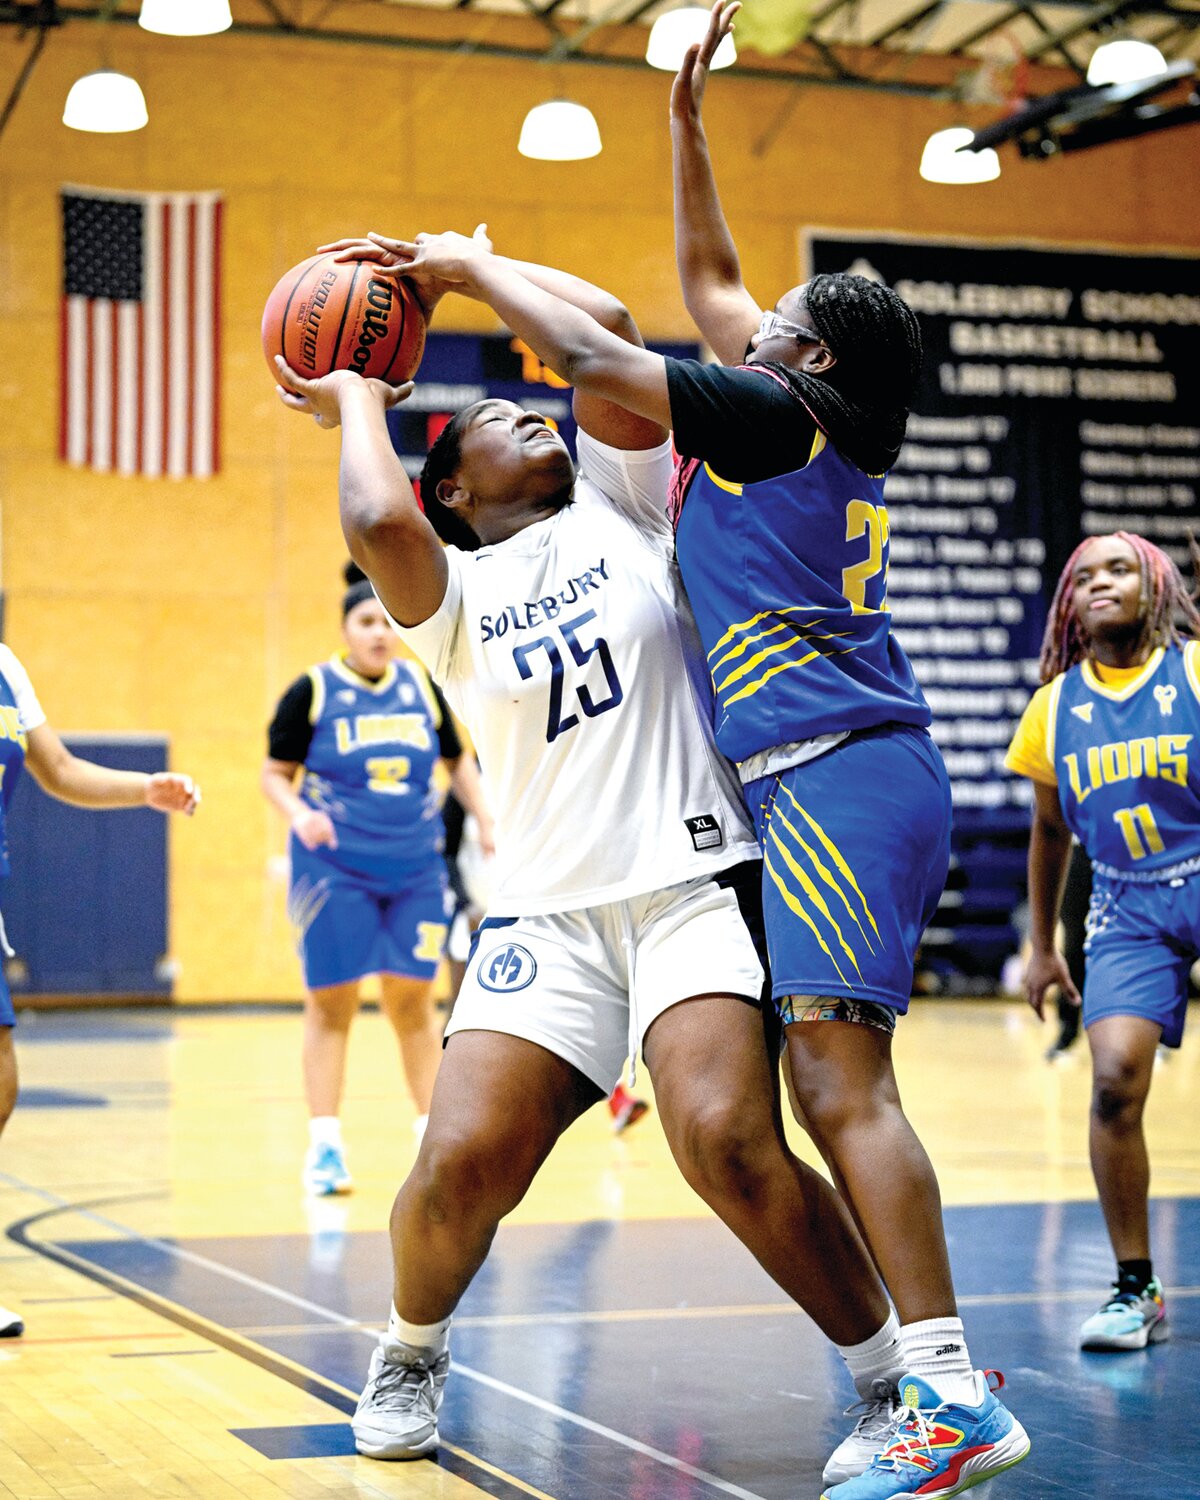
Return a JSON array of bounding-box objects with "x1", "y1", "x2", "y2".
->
[
  {"x1": 1083, "y1": 869, "x2": 1200, "y2": 1048},
  {"x1": 0, "y1": 964, "x2": 12, "y2": 1028},
  {"x1": 288, "y1": 839, "x2": 451, "y2": 991},
  {"x1": 745, "y1": 723, "x2": 952, "y2": 1016}
]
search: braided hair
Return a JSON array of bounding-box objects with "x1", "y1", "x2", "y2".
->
[
  {"x1": 1038, "y1": 531, "x2": 1200, "y2": 684},
  {"x1": 417, "y1": 407, "x2": 483, "y2": 550},
  {"x1": 767, "y1": 273, "x2": 923, "y2": 476}
]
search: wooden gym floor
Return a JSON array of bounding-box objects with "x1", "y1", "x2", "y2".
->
[{"x1": 1, "y1": 1000, "x2": 1197, "y2": 1500}]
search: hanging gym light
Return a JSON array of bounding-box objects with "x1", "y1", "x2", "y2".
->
[
  {"x1": 139, "y1": 0, "x2": 233, "y2": 36},
  {"x1": 63, "y1": 69, "x2": 148, "y2": 132},
  {"x1": 919, "y1": 126, "x2": 1001, "y2": 184},
  {"x1": 1086, "y1": 38, "x2": 1169, "y2": 86},
  {"x1": 518, "y1": 100, "x2": 602, "y2": 160},
  {"x1": 646, "y1": 6, "x2": 737, "y2": 71}
]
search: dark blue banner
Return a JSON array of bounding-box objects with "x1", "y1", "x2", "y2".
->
[{"x1": 808, "y1": 233, "x2": 1200, "y2": 982}]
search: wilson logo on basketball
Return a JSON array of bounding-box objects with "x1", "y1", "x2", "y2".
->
[
  {"x1": 299, "y1": 268, "x2": 339, "y2": 373},
  {"x1": 348, "y1": 280, "x2": 395, "y2": 376}
]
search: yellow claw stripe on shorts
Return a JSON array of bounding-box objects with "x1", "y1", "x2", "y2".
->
[{"x1": 764, "y1": 785, "x2": 884, "y2": 987}]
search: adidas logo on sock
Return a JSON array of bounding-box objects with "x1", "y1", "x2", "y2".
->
[{"x1": 934, "y1": 1344, "x2": 964, "y2": 1357}]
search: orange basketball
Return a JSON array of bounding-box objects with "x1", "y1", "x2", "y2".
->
[{"x1": 262, "y1": 252, "x2": 426, "y2": 385}]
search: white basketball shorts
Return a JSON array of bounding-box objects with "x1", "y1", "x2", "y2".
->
[{"x1": 444, "y1": 862, "x2": 766, "y2": 1095}]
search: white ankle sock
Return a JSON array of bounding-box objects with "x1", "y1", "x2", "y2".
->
[
  {"x1": 899, "y1": 1317, "x2": 977, "y2": 1405},
  {"x1": 309, "y1": 1116, "x2": 342, "y2": 1148},
  {"x1": 388, "y1": 1305, "x2": 450, "y2": 1356},
  {"x1": 837, "y1": 1311, "x2": 904, "y2": 1401}
]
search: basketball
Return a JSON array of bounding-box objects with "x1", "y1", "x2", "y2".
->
[{"x1": 261, "y1": 252, "x2": 426, "y2": 385}]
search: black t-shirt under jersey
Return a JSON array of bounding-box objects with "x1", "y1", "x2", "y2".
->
[
  {"x1": 267, "y1": 670, "x2": 461, "y2": 766},
  {"x1": 665, "y1": 359, "x2": 821, "y2": 484}
]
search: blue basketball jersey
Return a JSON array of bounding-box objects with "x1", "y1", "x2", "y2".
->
[
  {"x1": 0, "y1": 665, "x2": 28, "y2": 880},
  {"x1": 1050, "y1": 642, "x2": 1200, "y2": 876},
  {"x1": 300, "y1": 656, "x2": 447, "y2": 873},
  {"x1": 673, "y1": 429, "x2": 931, "y2": 764}
]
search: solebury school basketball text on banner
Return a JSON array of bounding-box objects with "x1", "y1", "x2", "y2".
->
[{"x1": 59, "y1": 186, "x2": 224, "y2": 479}]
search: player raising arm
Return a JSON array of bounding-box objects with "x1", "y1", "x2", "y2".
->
[
  {"x1": 274, "y1": 253, "x2": 909, "y2": 1487},
  {"x1": 0, "y1": 645, "x2": 198, "y2": 1338}
]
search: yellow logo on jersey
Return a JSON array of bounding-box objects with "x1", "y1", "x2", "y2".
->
[
  {"x1": 1062, "y1": 732, "x2": 1190, "y2": 804},
  {"x1": 0, "y1": 706, "x2": 26, "y2": 750},
  {"x1": 1070, "y1": 702, "x2": 1094, "y2": 724},
  {"x1": 334, "y1": 714, "x2": 432, "y2": 754}
]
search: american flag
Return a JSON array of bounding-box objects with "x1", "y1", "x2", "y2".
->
[{"x1": 60, "y1": 186, "x2": 223, "y2": 478}]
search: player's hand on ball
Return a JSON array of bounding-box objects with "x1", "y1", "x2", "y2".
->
[
  {"x1": 319, "y1": 226, "x2": 491, "y2": 315},
  {"x1": 1023, "y1": 948, "x2": 1081, "y2": 1020},
  {"x1": 292, "y1": 808, "x2": 338, "y2": 851},
  {"x1": 146, "y1": 773, "x2": 201, "y2": 816},
  {"x1": 370, "y1": 226, "x2": 492, "y2": 286},
  {"x1": 274, "y1": 358, "x2": 413, "y2": 430}
]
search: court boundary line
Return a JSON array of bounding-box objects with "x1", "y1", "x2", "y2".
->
[
  {"x1": 3, "y1": 1181, "x2": 770, "y2": 1500},
  {"x1": 4, "y1": 1194, "x2": 555, "y2": 1500}
]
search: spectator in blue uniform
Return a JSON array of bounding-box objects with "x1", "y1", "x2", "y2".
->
[
  {"x1": 0, "y1": 643, "x2": 199, "y2": 1338},
  {"x1": 262, "y1": 563, "x2": 492, "y2": 1195}
]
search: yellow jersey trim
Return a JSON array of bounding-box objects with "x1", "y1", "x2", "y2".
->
[
  {"x1": 1044, "y1": 673, "x2": 1064, "y2": 773},
  {"x1": 406, "y1": 657, "x2": 443, "y2": 730},
  {"x1": 702, "y1": 464, "x2": 743, "y2": 496},
  {"x1": 1081, "y1": 647, "x2": 1164, "y2": 702},
  {"x1": 329, "y1": 654, "x2": 399, "y2": 696},
  {"x1": 1184, "y1": 640, "x2": 1200, "y2": 704},
  {"x1": 306, "y1": 666, "x2": 325, "y2": 726}
]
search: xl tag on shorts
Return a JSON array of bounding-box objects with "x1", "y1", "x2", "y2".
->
[{"x1": 685, "y1": 814, "x2": 723, "y2": 851}]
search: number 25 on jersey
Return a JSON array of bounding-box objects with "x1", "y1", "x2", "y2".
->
[{"x1": 513, "y1": 609, "x2": 624, "y2": 743}]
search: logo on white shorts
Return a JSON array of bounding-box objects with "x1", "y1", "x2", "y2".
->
[{"x1": 478, "y1": 943, "x2": 537, "y2": 993}]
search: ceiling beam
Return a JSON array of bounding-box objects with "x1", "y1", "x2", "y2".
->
[{"x1": 16, "y1": 1, "x2": 949, "y2": 91}]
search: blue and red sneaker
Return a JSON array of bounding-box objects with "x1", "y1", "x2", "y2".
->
[{"x1": 820, "y1": 1370, "x2": 1029, "y2": 1499}]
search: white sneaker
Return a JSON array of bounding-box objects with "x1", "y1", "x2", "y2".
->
[
  {"x1": 353, "y1": 1340, "x2": 450, "y2": 1459},
  {"x1": 822, "y1": 1378, "x2": 897, "y2": 1485},
  {"x1": 0, "y1": 1303, "x2": 23, "y2": 1338},
  {"x1": 302, "y1": 1141, "x2": 352, "y2": 1196}
]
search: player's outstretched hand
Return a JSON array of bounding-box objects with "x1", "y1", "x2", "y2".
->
[
  {"x1": 364, "y1": 226, "x2": 493, "y2": 287},
  {"x1": 292, "y1": 808, "x2": 338, "y2": 851},
  {"x1": 1024, "y1": 947, "x2": 1081, "y2": 1020},
  {"x1": 274, "y1": 357, "x2": 413, "y2": 430},
  {"x1": 670, "y1": 1, "x2": 739, "y2": 127},
  {"x1": 317, "y1": 231, "x2": 480, "y2": 319},
  {"x1": 147, "y1": 773, "x2": 201, "y2": 817}
]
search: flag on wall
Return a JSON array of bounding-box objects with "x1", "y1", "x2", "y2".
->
[{"x1": 60, "y1": 186, "x2": 223, "y2": 478}]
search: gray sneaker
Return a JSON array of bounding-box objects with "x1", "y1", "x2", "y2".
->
[
  {"x1": 822, "y1": 1379, "x2": 898, "y2": 1486},
  {"x1": 1080, "y1": 1278, "x2": 1169, "y2": 1351},
  {"x1": 352, "y1": 1340, "x2": 450, "y2": 1459}
]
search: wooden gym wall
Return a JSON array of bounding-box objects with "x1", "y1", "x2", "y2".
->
[{"x1": 1, "y1": 11, "x2": 1196, "y2": 1000}]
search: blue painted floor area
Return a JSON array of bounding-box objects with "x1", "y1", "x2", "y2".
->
[{"x1": 62, "y1": 1199, "x2": 1200, "y2": 1500}]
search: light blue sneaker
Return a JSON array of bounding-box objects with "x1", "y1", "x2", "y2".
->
[
  {"x1": 820, "y1": 1371, "x2": 1030, "y2": 1500},
  {"x1": 1080, "y1": 1278, "x2": 1168, "y2": 1351},
  {"x1": 302, "y1": 1141, "x2": 353, "y2": 1196}
]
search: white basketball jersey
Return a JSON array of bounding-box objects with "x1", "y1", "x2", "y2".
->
[{"x1": 395, "y1": 431, "x2": 758, "y2": 916}]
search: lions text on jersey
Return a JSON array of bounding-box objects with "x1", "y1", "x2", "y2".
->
[
  {"x1": 300, "y1": 656, "x2": 448, "y2": 875},
  {"x1": 1048, "y1": 643, "x2": 1200, "y2": 879}
]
